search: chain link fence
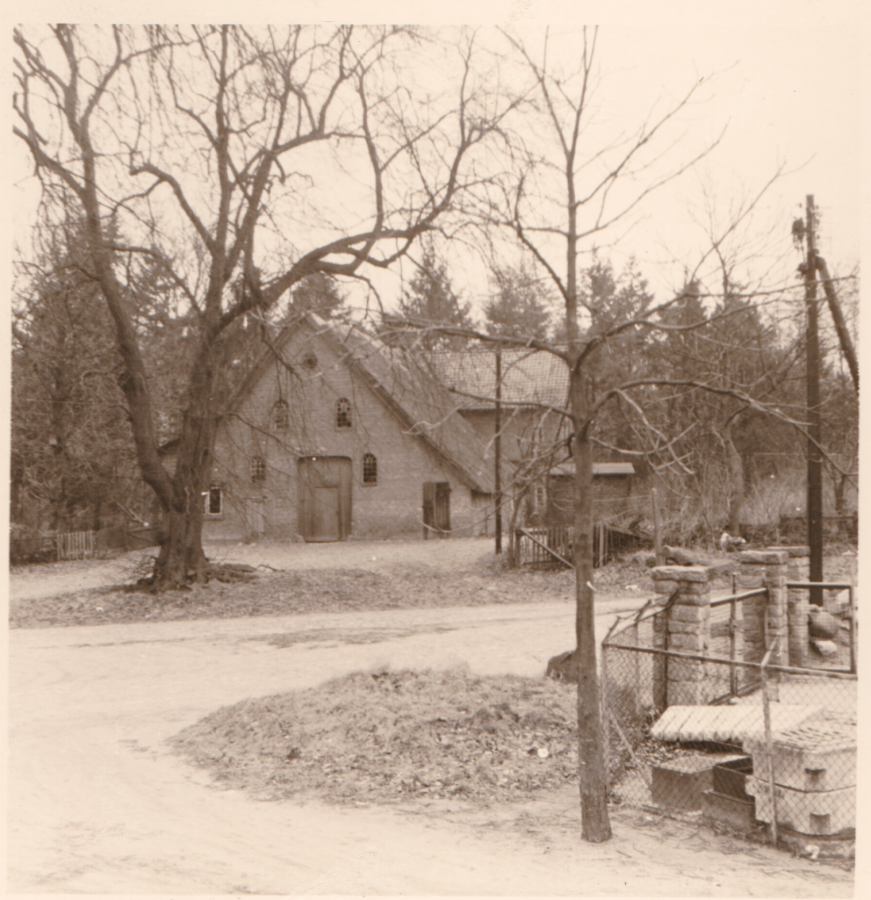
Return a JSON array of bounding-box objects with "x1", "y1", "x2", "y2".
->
[{"x1": 601, "y1": 580, "x2": 857, "y2": 854}]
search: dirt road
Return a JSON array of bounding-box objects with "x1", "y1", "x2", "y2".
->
[{"x1": 9, "y1": 597, "x2": 851, "y2": 895}]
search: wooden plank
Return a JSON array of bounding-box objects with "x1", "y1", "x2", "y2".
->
[{"x1": 651, "y1": 704, "x2": 824, "y2": 745}]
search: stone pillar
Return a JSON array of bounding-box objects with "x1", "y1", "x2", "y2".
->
[
  {"x1": 770, "y1": 545, "x2": 810, "y2": 668},
  {"x1": 651, "y1": 565, "x2": 713, "y2": 707},
  {"x1": 736, "y1": 550, "x2": 788, "y2": 669}
]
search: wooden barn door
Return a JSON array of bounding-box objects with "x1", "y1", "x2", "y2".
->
[
  {"x1": 298, "y1": 457, "x2": 352, "y2": 542},
  {"x1": 423, "y1": 481, "x2": 451, "y2": 538}
]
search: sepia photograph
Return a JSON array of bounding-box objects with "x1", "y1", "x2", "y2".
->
[{"x1": 7, "y1": 3, "x2": 863, "y2": 895}]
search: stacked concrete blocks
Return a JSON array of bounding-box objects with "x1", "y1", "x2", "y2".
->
[
  {"x1": 736, "y1": 550, "x2": 788, "y2": 671},
  {"x1": 769, "y1": 546, "x2": 810, "y2": 668},
  {"x1": 651, "y1": 565, "x2": 715, "y2": 708},
  {"x1": 746, "y1": 721, "x2": 857, "y2": 836}
]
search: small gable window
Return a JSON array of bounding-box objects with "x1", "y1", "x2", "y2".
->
[
  {"x1": 273, "y1": 399, "x2": 289, "y2": 432},
  {"x1": 336, "y1": 397, "x2": 352, "y2": 429},
  {"x1": 250, "y1": 456, "x2": 266, "y2": 484},
  {"x1": 362, "y1": 453, "x2": 378, "y2": 485}
]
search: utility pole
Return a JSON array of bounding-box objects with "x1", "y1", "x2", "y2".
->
[
  {"x1": 804, "y1": 195, "x2": 824, "y2": 604},
  {"x1": 815, "y1": 255, "x2": 859, "y2": 394},
  {"x1": 494, "y1": 346, "x2": 503, "y2": 554}
]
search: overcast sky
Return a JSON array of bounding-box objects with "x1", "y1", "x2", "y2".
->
[{"x1": 8, "y1": 1, "x2": 865, "y2": 313}]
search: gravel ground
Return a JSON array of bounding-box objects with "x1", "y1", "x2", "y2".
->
[
  {"x1": 9, "y1": 536, "x2": 659, "y2": 629},
  {"x1": 10, "y1": 537, "x2": 856, "y2": 631}
]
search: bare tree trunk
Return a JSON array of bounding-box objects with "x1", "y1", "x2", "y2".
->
[
  {"x1": 152, "y1": 338, "x2": 225, "y2": 588},
  {"x1": 723, "y1": 425, "x2": 745, "y2": 536},
  {"x1": 569, "y1": 366, "x2": 612, "y2": 843}
]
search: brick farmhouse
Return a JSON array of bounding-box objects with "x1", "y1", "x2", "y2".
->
[
  {"x1": 203, "y1": 315, "x2": 495, "y2": 542},
  {"x1": 202, "y1": 315, "x2": 636, "y2": 543}
]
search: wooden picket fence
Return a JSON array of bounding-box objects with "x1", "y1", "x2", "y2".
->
[
  {"x1": 56, "y1": 530, "x2": 95, "y2": 561},
  {"x1": 54, "y1": 526, "x2": 160, "y2": 561}
]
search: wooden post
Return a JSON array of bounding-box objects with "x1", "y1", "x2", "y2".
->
[
  {"x1": 652, "y1": 488, "x2": 664, "y2": 566},
  {"x1": 804, "y1": 196, "x2": 824, "y2": 606},
  {"x1": 848, "y1": 586, "x2": 857, "y2": 675},
  {"x1": 494, "y1": 346, "x2": 503, "y2": 554},
  {"x1": 815, "y1": 255, "x2": 858, "y2": 393}
]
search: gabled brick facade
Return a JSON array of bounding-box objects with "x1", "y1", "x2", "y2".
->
[{"x1": 204, "y1": 316, "x2": 495, "y2": 542}]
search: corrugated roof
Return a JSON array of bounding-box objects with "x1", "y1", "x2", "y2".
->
[
  {"x1": 551, "y1": 462, "x2": 635, "y2": 477},
  {"x1": 650, "y1": 704, "x2": 824, "y2": 744}
]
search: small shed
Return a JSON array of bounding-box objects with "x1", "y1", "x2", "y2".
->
[{"x1": 546, "y1": 461, "x2": 635, "y2": 526}]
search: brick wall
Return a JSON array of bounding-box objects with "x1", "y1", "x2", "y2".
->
[{"x1": 206, "y1": 322, "x2": 489, "y2": 542}]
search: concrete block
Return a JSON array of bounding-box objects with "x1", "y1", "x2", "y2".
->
[
  {"x1": 747, "y1": 779, "x2": 855, "y2": 835},
  {"x1": 738, "y1": 550, "x2": 788, "y2": 565},
  {"x1": 673, "y1": 592, "x2": 712, "y2": 607},
  {"x1": 747, "y1": 723, "x2": 856, "y2": 792},
  {"x1": 679, "y1": 581, "x2": 711, "y2": 594},
  {"x1": 667, "y1": 681, "x2": 706, "y2": 707},
  {"x1": 669, "y1": 604, "x2": 709, "y2": 623},
  {"x1": 668, "y1": 632, "x2": 706, "y2": 651},
  {"x1": 652, "y1": 565, "x2": 711, "y2": 583},
  {"x1": 702, "y1": 790, "x2": 759, "y2": 834},
  {"x1": 768, "y1": 545, "x2": 810, "y2": 558},
  {"x1": 668, "y1": 659, "x2": 705, "y2": 681}
]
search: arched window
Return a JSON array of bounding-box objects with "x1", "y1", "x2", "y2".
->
[
  {"x1": 273, "y1": 399, "x2": 289, "y2": 431},
  {"x1": 362, "y1": 453, "x2": 378, "y2": 485},
  {"x1": 336, "y1": 397, "x2": 352, "y2": 429},
  {"x1": 250, "y1": 456, "x2": 266, "y2": 484}
]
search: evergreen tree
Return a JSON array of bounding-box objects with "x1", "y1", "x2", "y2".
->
[
  {"x1": 290, "y1": 273, "x2": 347, "y2": 319},
  {"x1": 483, "y1": 263, "x2": 552, "y2": 341},
  {"x1": 397, "y1": 242, "x2": 475, "y2": 349},
  {"x1": 12, "y1": 224, "x2": 136, "y2": 531}
]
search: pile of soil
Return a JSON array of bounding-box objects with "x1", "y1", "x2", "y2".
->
[{"x1": 169, "y1": 668, "x2": 583, "y2": 805}]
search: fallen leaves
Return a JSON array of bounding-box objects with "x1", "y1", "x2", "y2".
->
[{"x1": 169, "y1": 668, "x2": 582, "y2": 806}]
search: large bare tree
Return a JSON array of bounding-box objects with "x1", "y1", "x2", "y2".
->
[
  {"x1": 483, "y1": 26, "x2": 722, "y2": 843},
  {"x1": 383, "y1": 29, "x2": 805, "y2": 843},
  {"x1": 14, "y1": 24, "x2": 511, "y2": 588}
]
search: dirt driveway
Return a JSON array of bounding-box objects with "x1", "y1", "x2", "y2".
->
[{"x1": 8, "y1": 539, "x2": 852, "y2": 895}]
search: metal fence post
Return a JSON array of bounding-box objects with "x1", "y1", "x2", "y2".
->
[
  {"x1": 761, "y1": 640, "x2": 779, "y2": 846},
  {"x1": 848, "y1": 585, "x2": 857, "y2": 675},
  {"x1": 729, "y1": 593, "x2": 739, "y2": 698},
  {"x1": 600, "y1": 644, "x2": 611, "y2": 785}
]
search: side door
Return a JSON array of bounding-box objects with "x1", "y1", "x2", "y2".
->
[{"x1": 423, "y1": 481, "x2": 451, "y2": 539}]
